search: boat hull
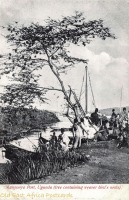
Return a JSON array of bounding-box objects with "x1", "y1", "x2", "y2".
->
[{"x1": 4, "y1": 144, "x2": 41, "y2": 161}]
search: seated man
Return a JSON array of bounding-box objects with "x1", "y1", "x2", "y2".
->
[
  {"x1": 58, "y1": 128, "x2": 71, "y2": 151},
  {"x1": 117, "y1": 130, "x2": 128, "y2": 148},
  {"x1": 90, "y1": 108, "x2": 100, "y2": 126},
  {"x1": 58, "y1": 128, "x2": 64, "y2": 142},
  {"x1": 39, "y1": 133, "x2": 49, "y2": 152},
  {"x1": 80, "y1": 117, "x2": 99, "y2": 142}
]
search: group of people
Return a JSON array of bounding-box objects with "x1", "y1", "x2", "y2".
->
[
  {"x1": 39, "y1": 107, "x2": 129, "y2": 152},
  {"x1": 39, "y1": 128, "x2": 72, "y2": 152},
  {"x1": 49, "y1": 129, "x2": 68, "y2": 151},
  {"x1": 110, "y1": 107, "x2": 128, "y2": 129},
  {"x1": 39, "y1": 114, "x2": 99, "y2": 152},
  {"x1": 90, "y1": 107, "x2": 129, "y2": 130},
  {"x1": 47, "y1": 113, "x2": 100, "y2": 151},
  {"x1": 109, "y1": 107, "x2": 129, "y2": 148}
]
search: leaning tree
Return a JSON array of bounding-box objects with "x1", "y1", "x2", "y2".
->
[{"x1": 0, "y1": 12, "x2": 115, "y2": 122}]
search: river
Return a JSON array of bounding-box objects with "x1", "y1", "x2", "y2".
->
[{"x1": 0, "y1": 116, "x2": 72, "y2": 163}]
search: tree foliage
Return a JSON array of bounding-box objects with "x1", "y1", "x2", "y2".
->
[
  {"x1": 0, "y1": 12, "x2": 115, "y2": 114},
  {"x1": 1, "y1": 83, "x2": 47, "y2": 107},
  {"x1": 1, "y1": 106, "x2": 59, "y2": 133}
]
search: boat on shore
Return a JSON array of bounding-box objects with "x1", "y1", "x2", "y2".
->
[{"x1": 3, "y1": 143, "x2": 41, "y2": 162}]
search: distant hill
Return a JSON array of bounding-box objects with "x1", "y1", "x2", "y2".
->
[{"x1": 100, "y1": 106, "x2": 129, "y2": 116}]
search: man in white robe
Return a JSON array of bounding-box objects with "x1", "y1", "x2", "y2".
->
[{"x1": 73, "y1": 118, "x2": 83, "y2": 148}]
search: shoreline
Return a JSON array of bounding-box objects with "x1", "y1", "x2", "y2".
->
[
  {"x1": 0, "y1": 140, "x2": 129, "y2": 184},
  {"x1": 28, "y1": 141, "x2": 129, "y2": 184}
]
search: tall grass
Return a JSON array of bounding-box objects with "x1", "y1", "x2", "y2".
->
[{"x1": 2, "y1": 149, "x2": 89, "y2": 184}]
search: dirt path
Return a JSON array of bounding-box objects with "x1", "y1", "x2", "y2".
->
[{"x1": 29, "y1": 141, "x2": 129, "y2": 184}]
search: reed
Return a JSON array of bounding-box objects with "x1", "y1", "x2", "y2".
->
[{"x1": 3, "y1": 149, "x2": 89, "y2": 184}]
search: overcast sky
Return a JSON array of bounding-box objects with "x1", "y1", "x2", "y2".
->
[{"x1": 0, "y1": 0, "x2": 129, "y2": 112}]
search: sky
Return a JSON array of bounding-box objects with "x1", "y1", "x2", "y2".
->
[{"x1": 0, "y1": 0, "x2": 129, "y2": 112}]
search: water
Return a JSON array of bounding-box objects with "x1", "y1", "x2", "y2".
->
[{"x1": 0, "y1": 117, "x2": 72, "y2": 163}]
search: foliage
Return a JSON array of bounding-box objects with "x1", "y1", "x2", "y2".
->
[
  {"x1": 1, "y1": 149, "x2": 89, "y2": 184},
  {"x1": 1, "y1": 83, "x2": 47, "y2": 107},
  {"x1": 0, "y1": 106, "x2": 59, "y2": 134},
  {"x1": 0, "y1": 12, "x2": 115, "y2": 114}
]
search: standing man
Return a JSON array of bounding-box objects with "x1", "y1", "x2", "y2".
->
[
  {"x1": 73, "y1": 118, "x2": 83, "y2": 148},
  {"x1": 110, "y1": 109, "x2": 117, "y2": 128},
  {"x1": 119, "y1": 107, "x2": 128, "y2": 128},
  {"x1": 50, "y1": 132, "x2": 58, "y2": 149},
  {"x1": 118, "y1": 107, "x2": 129, "y2": 136},
  {"x1": 121, "y1": 107, "x2": 128, "y2": 122}
]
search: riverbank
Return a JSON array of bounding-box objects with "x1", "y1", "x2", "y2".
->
[
  {"x1": 0, "y1": 120, "x2": 72, "y2": 168},
  {"x1": 0, "y1": 106, "x2": 59, "y2": 146},
  {"x1": 1, "y1": 140, "x2": 129, "y2": 184},
  {"x1": 29, "y1": 141, "x2": 129, "y2": 184},
  {"x1": 1, "y1": 117, "x2": 129, "y2": 184}
]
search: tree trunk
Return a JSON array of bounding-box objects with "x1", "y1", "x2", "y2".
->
[{"x1": 45, "y1": 48, "x2": 84, "y2": 122}]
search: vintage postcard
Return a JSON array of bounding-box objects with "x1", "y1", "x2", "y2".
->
[{"x1": 0, "y1": 0, "x2": 129, "y2": 199}]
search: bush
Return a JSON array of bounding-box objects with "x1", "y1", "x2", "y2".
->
[{"x1": 0, "y1": 106, "x2": 59, "y2": 134}]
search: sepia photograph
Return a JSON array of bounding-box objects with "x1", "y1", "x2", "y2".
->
[{"x1": 0, "y1": 0, "x2": 129, "y2": 186}]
